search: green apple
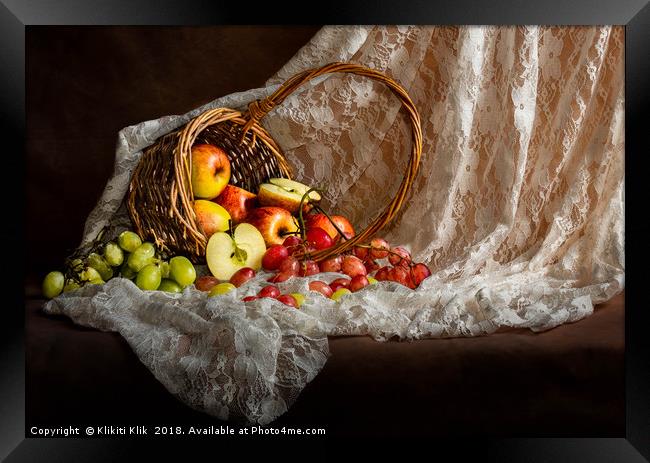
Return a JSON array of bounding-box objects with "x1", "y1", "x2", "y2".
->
[{"x1": 206, "y1": 223, "x2": 266, "y2": 280}]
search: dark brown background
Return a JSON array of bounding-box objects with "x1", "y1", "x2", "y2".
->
[
  {"x1": 25, "y1": 26, "x2": 624, "y2": 437},
  {"x1": 26, "y1": 26, "x2": 320, "y2": 280}
]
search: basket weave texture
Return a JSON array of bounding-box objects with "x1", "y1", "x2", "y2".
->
[{"x1": 127, "y1": 62, "x2": 423, "y2": 262}]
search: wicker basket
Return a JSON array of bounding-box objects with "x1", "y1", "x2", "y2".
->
[{"x1": 127, "y1": 62, "x2": 423, "y2": 263}]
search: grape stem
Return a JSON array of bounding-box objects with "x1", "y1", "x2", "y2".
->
[
  {"x1": 297, "y1": 187, "x2": 323, "y2": 241},
  {"x1": 312, "y1": 204, "x2": 350, "y2": 242},
  {"x1": 354, "y1": 243, "x2": 414, "y2": 266}
]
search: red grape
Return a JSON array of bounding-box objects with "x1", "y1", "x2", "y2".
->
[
  {"x1": 268, "y1": 271, "x2": 294, "y2": 283},
  {"x1": 330, "y1": 277, "x2": 351, "y2": 292},
  {"x1": 341, "y1": 255, "x2": 367, "y2": 278},
  {"x1": 319, "y1": 255, "x2": 343, "y2": 273},
  {"x1": 195, "y1": 275, "x2": 220, "y2": 292},
  {"x1": 258, "y1": 285, "x2": 281, "y2": 298},
  {"x1": 282, "y1": 235, "x2": 303, "y2": 255},
  {"x1": 388, "y1": 246, "x2": 411, "y2": 267},
  {"x1": 369, "y1": 238, "x2": 390, "y2": 259},
  {"x1": 306, "y1": 227, "x2": 334, "y2": 250},
  {"x1": 375, "y1": 266, "x2": 391, "y2": 281},
  {"x1": 309, "y1": 280, "x2": 334, "y2": 298},
  {"x1": 276, "y1": 294, "x2": 298, "y2": 308},
  {"x1": 229, "y1": 267, "x2": 256, "y2": 287},
  {"x1": 242, "y1": 296, "x2": 258, "y2": 302},
  {"x1": 298, "y1": 260, "x2": 320, "y2": 277},
  {"x1": 353, "y1": 246, "x2": 369, "y2": 260},
  {"x1": 349, "y1": 275, "x2": 369, "y2": 292},
  {"x1": 389, "y1": 266, "x2": 410, "y2": 287},
  {"x1": 411, "y1": 263, "x2": 432, "y2": 287},
  {"x1": 364, "y1": 260, "x2": 380, "y2": 274},
  {"x1": 262, "y1": 245, "x2": 289, "y2": 271},
  {"x1": 278, "y1": 256, "x2": 300, "y2": 275}
]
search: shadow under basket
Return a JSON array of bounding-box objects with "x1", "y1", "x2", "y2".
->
[{"x1": 126, "y1": 62, "x2": 423, "y2": 263}]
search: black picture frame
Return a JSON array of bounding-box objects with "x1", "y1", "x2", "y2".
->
[{"x1": 3, "y1": 0, "x2": 648, "y2": 460}]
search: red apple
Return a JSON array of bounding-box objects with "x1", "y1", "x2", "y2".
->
[
  {"x1": 309, "y1": 280, "x2": 334, "y2": 298},
  {"x1": 305, "y1": 214, "x2": 355, "y2": 242},
  {"x1": 262, "y1": 245, "x2": 289, "y2": 271},
  {"x1": 213, "y1": 184, "x2": 257, "y2": 224},
  {"x1": 247, "y1": 207, "x2": 299, "y2": 247},
  {"x1": 190, "y1": 144, "x2": 231, "y2": 199},
  {"x1": 229, "y1": 267, "x2": 256, "y2": 287},
  {"x1": 195, "y1": 275, "x2": 220, "y2": 292},
  {"x1": 349, "y1": 275, "x2": 369, "y2": 292},
  {"x1": 341, "y1": 255, "x2": 367, "y2": 278},
  {"x1": 258, "y1": 285, "x2": 281, "y2": 298}
]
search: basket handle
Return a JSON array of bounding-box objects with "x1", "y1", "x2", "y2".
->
[{"x1": 243, "y1": 62, "x2": 424, "y2": 261}]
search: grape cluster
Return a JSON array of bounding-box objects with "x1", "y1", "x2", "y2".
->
[
  {"x1": 42, "y1": 230, "x2": 197, "y2": 299},
  {"x1": 190, "y1": 233, "x2": 433, "y2": 309}
]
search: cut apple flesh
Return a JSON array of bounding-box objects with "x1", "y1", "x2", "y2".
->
[
  {"x1": 206, "y1": 223, "x2": 266, "y2": 280},
  {"x1": 269, "y1": 178, "x2": 321, "y2": 201}
]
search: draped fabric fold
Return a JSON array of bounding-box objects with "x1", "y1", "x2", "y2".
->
[{"x1": 44, "y1": 26, "x2": 624, "y2": 424}]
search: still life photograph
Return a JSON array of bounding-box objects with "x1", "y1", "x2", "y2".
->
[{"x1": 27, "y1": 25, "x2": 625, "y2": 437}]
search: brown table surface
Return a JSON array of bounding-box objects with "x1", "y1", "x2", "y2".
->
[{"x1": 26, "y1": 290, "x2": 624, "y2": 437}]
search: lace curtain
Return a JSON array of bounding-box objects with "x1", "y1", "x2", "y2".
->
[{"x1": 45, "y1": 26, "x2": 624, "y2": 425}]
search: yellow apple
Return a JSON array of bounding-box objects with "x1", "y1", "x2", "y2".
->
[
  {"x1": 206, "y1": 223, "x2": 266, "y2": 280},
  {"x1": 257, "y1": 178, "x2": 321, "y2": 214},
  {"x1": 193, "y1": 200, "x2": 231, "y2": 239},
  {"x1": 190, "y1": 144, "x2": 231, "y2": 199}
]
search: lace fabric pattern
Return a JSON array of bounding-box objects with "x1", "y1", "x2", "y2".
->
[{"x1": 44, "y1": 26, "x2": 624, "y2": 424}]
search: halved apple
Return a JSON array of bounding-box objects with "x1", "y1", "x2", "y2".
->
[
  {"x1": 206, "y1": 223, "x2": 266, "y2": 280},
  {"x1": 257, "y1": 178, "x2": 321, "y2": 214}
]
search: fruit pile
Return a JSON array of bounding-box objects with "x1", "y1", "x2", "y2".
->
[
  {"x1": 42, "y1": 230, "x2": 197, "y2": 299},
  {"x1": 43, "y1": 142, "x2": 432, "y2": 308}
]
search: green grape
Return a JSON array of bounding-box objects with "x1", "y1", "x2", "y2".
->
[
  {"x1": 208, "y1": 282, "x2": 236, "y2": 297},
  {"x1": 79, "y1": 266, "x2": 102, "y2": 282},
  {"x1": 63, "y1": 279, "x2": 81, "y2": 293},
  {"x1": 120, "y1": 262, "x2": 137, "y2": 280},
  {"x1": 136, "y1": 263, "x2": 161, "y2": 291},
  {"x1": 127, "y1": 242, "x2": 155, "y2": 272},
  {"x1": 118, "y1": 230, "x2": 142, "y2": 253},
  {"x1": 159, "y1": 261, "x2": 170, "y2": 279},
  {"x1": 42, "y1": 271, "x2": 65, "y2": 299},
  {"x1": 169, "y1": 256, "x2": 196, "y2": 288},
  {"x1": 158, "y1": 278, "x2": 182, "y2": 293},
  {"x1": 104, "y1": 242, "x2": 124, "y2": 267},
  {"x1": 69, "y1": 258, "x2": 84, "y2": 272},
  {"x1": 88, "y1": 278, "x2": 105, "y2": 285},
  {"x1": 88, "y1": 252, "x2": 113, "y2": 281}
]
